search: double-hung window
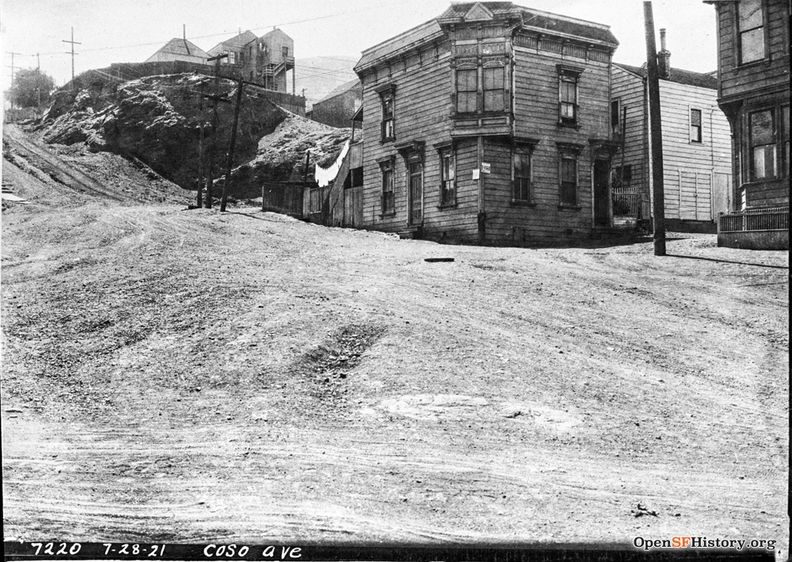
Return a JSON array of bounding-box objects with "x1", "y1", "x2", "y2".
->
[
  {"x1": 456, "y1": 68, "x2": 478, "y2": 114},
  {"x1": 738, "y1": 0, "x2": 765, "y2": 64},
  {"x1": 440, "y1": 149, "x2": 456, "y2": 206},
  {"x1": 381, "y1": 93, "x2": 395, "y2": 141},
  {"x1": 559, "y1": 153, "x2": 578, "y2": 206},
  {"x1": 512, "y1": 147, "x2": 532, "y2": 202},
  {"x1": 690, "y1": 108, "x2": 703, "y2": 143},
  {"x1": 558, "y1": 66, "x2": 581, "y2": 126},
  {"x1": 749, "y1": 109, "x2": 776, "y2": 180},
  {"x1": 483, "y1": 66, "x2": 505, "y2": 112}
]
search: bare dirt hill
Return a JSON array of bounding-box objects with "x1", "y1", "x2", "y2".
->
[
  {"x1": 35, "y1": 73, "x2": 350, "y2": 200},
  {"x1": 1, "y1": 127, "x2": 789, "y2": 556}
]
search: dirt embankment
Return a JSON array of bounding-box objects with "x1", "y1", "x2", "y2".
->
[
  {"x1": 37, "y1": 72, "x2": 352, "y2": 200},
  {"x1": 218, "y1": 114, "x2": 350, "y2": 192},
  {"x1": 40, "y1": 74, "x2": 286, "y2": 193}
]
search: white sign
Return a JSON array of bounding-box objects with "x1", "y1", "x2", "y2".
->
[
  {"x1": 472, "y1": 169, "x2": 480, "y2": 180},
  {"x1": 481, "y1": 162, "x2": 491, "y2": 174}
]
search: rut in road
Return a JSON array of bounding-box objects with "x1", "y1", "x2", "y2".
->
[{"x1": 5, "y1": 126, "x2": 124, "y2": 202}]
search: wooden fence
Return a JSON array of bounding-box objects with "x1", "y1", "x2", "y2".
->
[{"x1": 261, "y1": 182, "x2": 305, "y2": 217}]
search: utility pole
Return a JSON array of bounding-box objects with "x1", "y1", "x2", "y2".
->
[
  {"x1": 220, "y1": 78, "x2": 245, "y2": 212},
  {"x1": 62, "y1": 27, "x2": 81, "y2": 89},
  {"x1": 204, "y1": 52, "x2": 229, "y2": 208},
  {"x1": 644, "y1": 1, "x2": 666, "y2": 256},
  {"x1": 36, "y1": 53, "x2": 41, "y2": 107},
  {"x1": 196, "y1": 80, "x2": 206, "y2": 208},
  {"x1": 6, "y1": 51, "x2": 22, "y2": 109},
  {"x1": 5, "y1": 51, "x2": 23, "y2": 111}
]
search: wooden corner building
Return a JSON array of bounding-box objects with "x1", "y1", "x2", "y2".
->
[
  {"x1": 704, "y1": 0, "x2": 789, "y2": 249},
  {"x1": 350, "y1": 1, "x2": 620, "y2": 244}
]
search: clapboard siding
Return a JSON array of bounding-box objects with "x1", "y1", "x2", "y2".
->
[
  {"x1": 513, "y1": 47, "x2": 610, "y2": 141},
  {"x1": 359, "y1": 43, "x2": 454, "y2": 233},
  {"x1": 356, "y1": 9, "x2": 617, "y2": 243},
  {"x1": 612, "y1": 65, "x2": 733, "y2": 222},
  {"x1": 658, "y1": 79, "x2": 732, "y2": 220}
]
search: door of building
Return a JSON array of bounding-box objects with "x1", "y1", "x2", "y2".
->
[
  {"x1": 593, "y1": 159, "x2": 610, "y2": 226},
  {"x1": 409, "y1": 161, "x2": 423, "y2": 225},
  {"x1": 712, "y1": 172, "x2": 731, "y2": 217}
]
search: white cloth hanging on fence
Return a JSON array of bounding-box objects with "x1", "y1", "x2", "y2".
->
[{"x1": 313, "y1": 140, "x2": 350, "y2": 187}]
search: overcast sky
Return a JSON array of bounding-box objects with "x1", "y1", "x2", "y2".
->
[{"x1": 1, "y1": 0, "x2": 718, "y2": 88}]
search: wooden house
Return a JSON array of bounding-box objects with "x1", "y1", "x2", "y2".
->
[
  {"x1": 207, "y1": 28, "x2": 295, "y2": 93},
  {"x1": 704, "y1": 0, "x2": 789, "y2": 248},
  {"x1": 611, "y1": 34, "x2": 732, "y2": 232},
  {"x1": 310, "y1": 79, "x2": 363, "y2": 128},
  {"x1": 351, "y1": 1, "x2": 619, "y2": 244},
  {"x1": 146, "y1": 38, "x2": 209, "y2": 65}
]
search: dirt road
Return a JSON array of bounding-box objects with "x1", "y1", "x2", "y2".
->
[{"x1": 1, "y1": 127, "x2": 788, "y2": 555}]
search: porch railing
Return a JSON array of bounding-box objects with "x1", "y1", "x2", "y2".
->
[
  {"x1": 718, "y1": 206, "x2": 789, "y2": 233},
  {"x1": 611, "y1": 186, "x2": 642, "y2": 217}
]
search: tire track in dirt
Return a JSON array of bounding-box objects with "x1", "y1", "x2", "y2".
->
[{"x1": 4, "y1": 127, "x2": 124, "y2": 202}]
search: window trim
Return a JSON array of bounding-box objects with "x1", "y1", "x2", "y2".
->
[{"x1": 690, "y1": 107, "x2": 703, "y2": 143}]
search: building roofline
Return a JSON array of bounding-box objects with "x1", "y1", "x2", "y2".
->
[
  {"x1": 359, "y1": 19, "x2": 439, "y2": 57},
  {"x1": 520, "y1": 6, "x2": 612, "y2": 31}
]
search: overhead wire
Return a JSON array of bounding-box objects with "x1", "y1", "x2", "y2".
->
[{"x1": 6, "y1": 0, "x2": 395, "y2": 58}]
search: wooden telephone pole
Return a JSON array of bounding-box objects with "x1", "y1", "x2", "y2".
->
[
  {"x1": 220, "y1": 78, "x2": 245, "y2": 212},
  {"x1": 644, "y1": 1, "x2": 667, "y2": 256},
  {"x1": 6, "y1": 51, "x2": 22, "y2": 110},
  {"x1": 203, "y1": 52, "x2": 229, "y2": 208},
  {"x1": 62, "y1": 27, "x2": 81, "y2": 89},
  {"x1": 196, "y1": 80, "x2": 206, "y2": 208}
]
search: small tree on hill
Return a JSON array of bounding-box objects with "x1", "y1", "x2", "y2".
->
[{"x1": 9, "y1": 68, "x2": 56, "y2": 108}]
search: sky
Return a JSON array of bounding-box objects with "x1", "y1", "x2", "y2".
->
[{"x1": 1, "y1": 0, "x2": 719, "y2": 89}]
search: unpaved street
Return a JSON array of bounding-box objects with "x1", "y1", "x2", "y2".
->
[{"x1": 1, "y1": 127, "x2": 788, "y2": 553}]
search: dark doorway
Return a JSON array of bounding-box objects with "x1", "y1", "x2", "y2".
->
[
  {"x1": 409, "y1": 161, "x2": 423, "y2": 225},
  {"x1": 593, "y1": 159, "x2": 610, "y2": 227}
]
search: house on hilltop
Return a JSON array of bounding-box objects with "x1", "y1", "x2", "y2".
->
[
  {"x1": 207, "y1": 28, "x2": 295, "y2": 93},
  {"x1": 146, "y1": 37, "x2": 210, "y2": 65},
  {"x1": 704, "y1": 0, "x2": 789, "y2": 249},
  {"x1": 610, "y1": 31, "x2": 732, "y2": 232},
  {"x1": 349, "y1": 1, "x2": 620, "y2": 244}
]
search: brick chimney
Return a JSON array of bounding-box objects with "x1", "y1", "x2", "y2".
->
[{"x1": 658, "y1": 28, "x2": 671, "y2": 79}]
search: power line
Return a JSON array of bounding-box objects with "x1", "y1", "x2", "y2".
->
[{"x1": 15, "y1": 0, "x2": 394, "y2": 58}]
